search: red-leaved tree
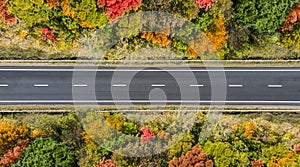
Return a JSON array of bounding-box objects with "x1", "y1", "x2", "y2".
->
[
  {"x1": 169, "y1": 145, "x2": 213, "y2": 167},
  {"x1": 195, "y1": 0, "x2": 214, "y2": 10},
  {"x1": 294, "y1": 144, "x2": 300, "y2": 154},
  {"x1": 140, "y1": 127, "x2": 155, "y2": 142},
  {"x1": 40, "y1": 27, "x2": 56, "y2": 41},
  {"x1": 97, "y1": 0, "x2": 141, "y2": 20}
]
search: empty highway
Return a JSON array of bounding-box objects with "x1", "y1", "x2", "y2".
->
[{"x1": 0, "y1": 66, "x2": 300, "y2": 105}]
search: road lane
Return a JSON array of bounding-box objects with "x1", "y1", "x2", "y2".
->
[{"x1": 0, "y1": 66, "x2": 300, "y2": 105}]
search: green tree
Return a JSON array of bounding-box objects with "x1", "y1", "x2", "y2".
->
[
  {"x1": 12, "y1": 137, "x2": 77, "y2": 167},
  {"x1": 233, "y1": 0, "x2": 298, "y2": 34}
]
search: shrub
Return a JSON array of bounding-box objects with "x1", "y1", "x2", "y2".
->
[
  {"x1": 9, "y1": 0, "x2": 81, "y2": 48},
  {"x1": 193, "y1": 12, "x2": 215, "y2": 31},
  {"x1": 233, "y1": 0, "x2": 299, "y2": 34},
  {"x1": 94, "y1": 157, "x2": 117, "y2": 167},
  {"x1": 103, "y1": 113, "x2": 125, "y2": 132},
  {"x1": 243, "y1": 121, "x2": 256, "y2": 139},
  {"x1": 294, "y1": 144, "x2": 300, "y2": 153},
  {"x1": 62, "y1": 0, "x2": 108, "y2": 28},
  {"x1": 141, "y1": 127, "x2": 155, "y2": 142},
  {"x1": 141, "y1": 32, "x2": 171, "y2": 47},
  {"x1": 142, "y1": 0, "x2": 199, "y2": 20},
  {"x1": 169, "y1": 145, "x2": 213, "y2": 167},
  {"x1": 168, "y1": 133, "x2": 195, "y2": 159},
  {"x1": 207, "y1": 0, "x2": 232, "y2": 16},
  {"x1": 0, "y1": 0, "x2": 17, "y2": 25},
  {"x1": 141, "y1": 0, "x2": 173, "y2": 13},
  {"x1": 111, "y1": 141, "x2": 168, "y2": 167},
  {"x1": 0, "y1": 139, "x2": 30, "y2": 167},
  {"x1": 122, "y1": 121, "x2": 139, "y2": 136},
  {"x1": 251, "y1": 159, "x2": 265, "y2": 167},
  {"x1": 40, "y1": 27, "x2": 56, "y2": 41},
  {"x1": 187, "y1": 14, "x2": 227, "y2": 57},
  {"x1": 19, "y1": 113, "x2": 83, "y2": 149},
  {"x1": 0, "y1": 123, "x2": 28, "y2": 156},
  {"x1": 12, "y1": 137, "x2": 77, "y2": 167},
  {"x1": 172, "y1": 0, "x2": 199, "y2": 20},
  {"x1": 283, "y1": 5, "x2": 300, "y2": 32},
  {"x1": 226, "y1": 20, "x2": 251, "y2": 52},
  {"x1": 203, "y1": 141, "x2": 250, "y2": 167},
  {"x1": 262, "y1": 145, "x2": 300, "y2": 167},
  {"x1": 8, "y1": 0, "x2": 50, "y2": 27},
  {"x1": 46, "y1": 0, "x2": 60, "y2": 8},
  {"x1": 280, "y1": 3, "x2": 300, "y2": 33},
  {"x1": 78, "y1": 132, "x2": 110, "y2": 167},
  {"x1": 281, "y1": 22, "x2": 300, "y2": 48},
  {"x1": 97, "y1": 0, "x2": 142, "y2": 20},
  {"x1": 195, "y1": 0, "x2": 214, "y2": 10}
]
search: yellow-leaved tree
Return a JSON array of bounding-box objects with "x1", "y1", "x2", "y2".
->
[{"x1": 0, "y1": 123, "x2": 28, "y2": 155}]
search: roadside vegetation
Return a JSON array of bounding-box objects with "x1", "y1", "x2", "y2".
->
[
  {"x1": 1, "y1": 0, "x2": 300, "y2": 60},
  {"x1": 0, "y1": 111, "x2": 299, "y2": 166}
]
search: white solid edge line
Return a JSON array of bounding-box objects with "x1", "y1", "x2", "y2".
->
[
  {"x1": 1, "y1": 100, "x2": 300, "y2": 104},
  {"x1": 151, "y1": 84, "x2": 165, "y2": 87},
  {"x1": 228, "y1": 84, "x2": 243, "y2": 88},
  {"x1": 73, "y1": 84, "x2": 88, "y2": 87},
  {"x1": 268, "y1": 85, "x2": 283, "y2": 88},
  {"x1": 112, "y1": 84, "x2": 127, "y2": 87},
  {"x1": 190, "y1": 84, "x2": 204, "y2": 87},
  {"x1": 1, "y1": 69, "x2": 300, "y2": 72},
  {"x1": 34, "y1": 84, "x2": 48, "y2": 87},
  {"x1": 0, "y1": 84, "x2": 8, "y2": 87}
]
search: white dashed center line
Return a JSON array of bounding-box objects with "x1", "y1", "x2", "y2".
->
[
  {"x1": 0, "y1": 84, "x2": 8, "y2": 87},
  {"x1": 34, "y1": 84, "x2": 48, "y2": 87},
  {"x1": 151, "y1": 84, "x2": 166, "y2": 87},
  {"x1": 228, "y1": 84, "x2": 243, "y2": 88},
  {"x1": 268, "y1": 85, "x2": 282, "y2": 88},
  {"x1": 190, "y1": 84, "x2": 205, "y2": 87},
  {"x1": 112, "y1": 84, "x2": 127, "y2": 87},
  {"x1": 73, "y1": 84, "x2": 88, "y2": 87}
]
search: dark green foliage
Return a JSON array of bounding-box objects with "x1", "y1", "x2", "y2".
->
[
  {"x1": 142, "y1": 0, "x2": 199, "y2": 20},
  {"x1": 12, "y1": 137, "x2": 77, "y2": 167},
  {"x1": 111, "y1": 141, "x2": 169, "y2": 167},
  {"x1": 20, "y1": 113, "x2": 84, "y2": 149},
  {"x1": 142, "y1": 0, "x2": 173, "y2": 12},
  {"x1": 233, "y1": 0, "x2": 299, "y2": 34},
  {"x1": 172, "y1": 0, "x2": 199, "y2": 20}
]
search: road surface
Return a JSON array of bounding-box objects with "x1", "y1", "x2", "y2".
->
[{"x1": 0, "y1": 66, "x2": 300, "y2": 105}]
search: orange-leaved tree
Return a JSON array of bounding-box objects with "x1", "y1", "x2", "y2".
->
[
  {"x1": 206, "y1": 14, "x2": 229, "y2": 50},
  {"x1": 0, "y1": 0, "x2": 17, "y2": 25}
]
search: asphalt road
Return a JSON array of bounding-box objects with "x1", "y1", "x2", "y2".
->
[{"x1": 0, "y1": 66, "x2": 300, "y2": 105}]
